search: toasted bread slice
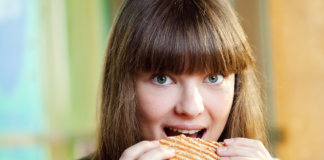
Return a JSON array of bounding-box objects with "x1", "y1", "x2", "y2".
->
[{"x1": 160, "y1": 134, "x2": 224, "y2": 160}]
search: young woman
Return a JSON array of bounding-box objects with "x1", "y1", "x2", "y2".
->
[{"x1": 90, "y1": 0, "x2": 273, "y2": 159}]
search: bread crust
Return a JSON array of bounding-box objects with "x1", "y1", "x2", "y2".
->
[{"x1": 160, "y1": 134, "x2": 224, "y2": 160}]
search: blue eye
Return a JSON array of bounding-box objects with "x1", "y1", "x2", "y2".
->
[
  {"x1": 152, "y1": 75, "x2": 173, "y2": 85},
  {"x1": 204, "y1": 74, "x2": 224, "y2": 84}
]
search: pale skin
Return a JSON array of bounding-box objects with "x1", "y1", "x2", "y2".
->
[{"x1": 119, "y1": 72, "x2": 272, "y2": 160}]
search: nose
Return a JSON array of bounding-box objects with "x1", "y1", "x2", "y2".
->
[{"x1": 175, "y1": 85, "x2": 204, "y2": 118}]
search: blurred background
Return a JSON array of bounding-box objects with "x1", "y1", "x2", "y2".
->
[{"x1": 0, "y1": 0, "x2": 323, "y2": 159}]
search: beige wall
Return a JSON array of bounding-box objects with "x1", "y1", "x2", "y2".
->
[
  {"x1": 236, "y1": 0, "x2": 324, "y2": 159},
  {"x1": 269, "y1": 0, "x2": 324, "y2": 159}
]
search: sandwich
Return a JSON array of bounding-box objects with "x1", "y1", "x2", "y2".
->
[{"x1": 160, "y1": 134, "x2": 224, "y2": 160}]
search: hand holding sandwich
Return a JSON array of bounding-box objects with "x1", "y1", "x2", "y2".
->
[
  {"x1": 119, "y1": 140, "x2": 175, "y2": 160},
  {"x1": 217, "y1": 138, "x2": 273, "y2": 160},
  {"x1": 120, "y1": 135, "x2": 273, "y2": 160}
]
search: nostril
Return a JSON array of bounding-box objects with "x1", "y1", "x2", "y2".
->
[{"x1": 175, "y1": 103, "x2": 204, "y2": 117}]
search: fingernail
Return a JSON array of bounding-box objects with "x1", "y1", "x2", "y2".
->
[
  {"x1": 224, "y1": 139, "x2": 234, "y2": 145},
  {"x1": 217, "y1": 147, "x2": 227, "y2": 153}
]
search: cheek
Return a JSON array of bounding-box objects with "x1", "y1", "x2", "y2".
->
[
  {"x1": 135, "y1": 88, "x2": 176, "y2": 123},
  {"x1": 205, "y1": 83, "x2": 235, "y2": 120},
  {"x1": 206, "y1": 93, "x2": 233, "y2": 120}
]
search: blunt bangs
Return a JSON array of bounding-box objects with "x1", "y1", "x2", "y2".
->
[{"x1": 123, "y1": 0, "x2": 254, "y2": 75}]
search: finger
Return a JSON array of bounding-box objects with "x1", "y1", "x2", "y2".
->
[
  {"x1": 217, "y1": 146, "x2": 263, "y2": 158},
  {"x1": 119, "y1": 140, "x2": 160, "y2": 160},
  {"x1": 138, "y1": 147, "x2": 175, "y2": 160},
  {"x1": 224, "y1": 138, "x2": 269, "y2": 155}
]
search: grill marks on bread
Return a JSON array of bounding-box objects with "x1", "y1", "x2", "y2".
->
[{"x1": 160, "y1": 135, "x2": 224, "y2": 160}]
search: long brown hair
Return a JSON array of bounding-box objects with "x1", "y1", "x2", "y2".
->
[{"x1": 93, "y1": 0, "x2": 267, "y2": 159}]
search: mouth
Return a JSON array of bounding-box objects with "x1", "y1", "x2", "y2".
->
[{"x1": 164, "y1": 127, "x2": 206, "y2": 138}]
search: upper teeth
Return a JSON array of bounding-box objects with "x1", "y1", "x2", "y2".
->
[{"x1": 169, "y1": 127, "x2": 201, "y2": 134}]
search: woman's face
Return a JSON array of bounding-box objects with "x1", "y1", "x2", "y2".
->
[{"x1": 135, "y1": 72, "x2": 235, "y2": 141}]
